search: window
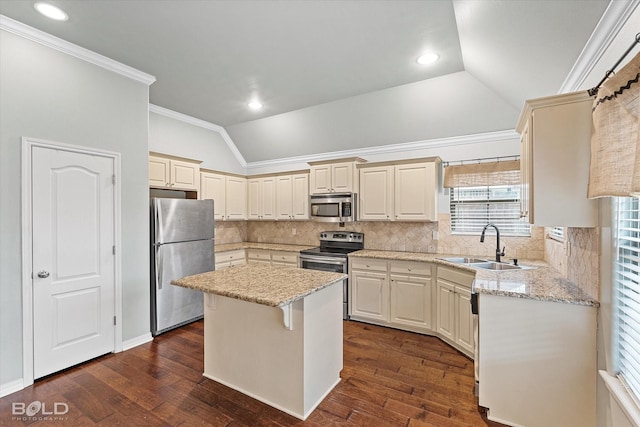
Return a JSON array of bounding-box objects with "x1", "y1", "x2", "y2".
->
[
  {"x1": 614, "y1": 196, "x2": 640, "y2": 405},
  {"x1": 549, "y1": 226, "x2": 565, "y2": 241},
  {"x1": 449, "y1": 184, "x2": 531, "y2": 236}
]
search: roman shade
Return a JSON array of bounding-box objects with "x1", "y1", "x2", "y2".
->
[
  {"x1": 443, "y1": 160, "x2": 520, "y2": 188},
  {"x1": 588, "y1": 51, "x2": 640, "y2": 198}
]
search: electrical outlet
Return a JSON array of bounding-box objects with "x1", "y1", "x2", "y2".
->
[
  {"x1": 432, "y1": 230, "x2": 439, "y2": 240},
  {"x1": 292, "y1": 228, "x2": 297, "y2": 236}
]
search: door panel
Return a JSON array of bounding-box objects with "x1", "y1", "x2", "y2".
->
[{"x1": 32, "y1": 146, "x2": 115, "y2": 379}]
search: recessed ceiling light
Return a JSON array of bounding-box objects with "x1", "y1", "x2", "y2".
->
[
  {"x1": 34, "y1": 2, "x2": 69, "y2": 21},
  {"x1": 248, "y1": 101, "x2": 263, "y2": 110},
  {"x1": 416, "y1": 52, "x2": 439, "y2": 65}
]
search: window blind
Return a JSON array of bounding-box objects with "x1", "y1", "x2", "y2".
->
[
  {"x1": 549, "y1": 226, "x2": 565, "y2": 241},
  {"x1": 450, "y1": 185, "x2": 531, "y2": 236},
  {"x1": 614, "y1": 196, "x2": 640, "y2": 405}
]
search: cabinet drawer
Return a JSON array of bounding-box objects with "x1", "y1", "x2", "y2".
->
[
  {"x1": 271, "y1": 252, "x2": 298, "y2": 264},
  {"x1": 437, "y1": 266, "x2": 475, "y2": 288},
  {"x1": 216, "y1": 249, "x2": 245, "y2": 264},
  {"x1": 247, "y1": 249, "x2": 271, "y2": 261},
  {"x1": 389, "y1": 261, "x2": 431, "y2": 276},
  {"x1": 351, "y1": 258, "x2": 388, "y2": 272}
]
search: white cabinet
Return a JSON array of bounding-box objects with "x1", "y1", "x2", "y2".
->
[
  {"x1": 358, "y1": 158, "x2": 440, "y2": 221},
  {"x1": 516, "y1": 91, "x2": 598, "y2": 227},
  {"x1": 389, "y1": 261, "x2": 433, "y2": 331},
  {"x1": 276, "y1": 173, "x2": 309, "y2": 220},
  {"x1": 350, "y1": 258, "x2": 434, "y2": 334},
  {"x1": 309, "y1": 158, "x2": 365, "y2": 194},
  {"x1": 149, "y1": 153, "x2": 201, "y2": 191},
  {"x1": 200, "y1": 171, "x2": 247, "y2": 220},
  {"x1": 247, "y1": 249, "x2": 299, "y2": 267},
  {"x1": 479, "y1": 294, "x2": 596, "y2": 427},
  {"x1": 350, "y1": 258, "x2": 389, "y2": 322},
  {"x1": 359, "y1": 166, "x2": 394, "y2": 220},
  {"x1": 248, "y1": 177, "x2": 276, "y2": 220},
  {"x1": 436, "y1": 266, "x2": 474, "y2": 357},
  {"x1": 215, "y1": 249, "x2": 246, "y2": 270}
]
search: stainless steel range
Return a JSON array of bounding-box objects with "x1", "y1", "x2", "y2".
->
[{"x1": 299, "y1": 231, "x2": 364, "y2": 320}]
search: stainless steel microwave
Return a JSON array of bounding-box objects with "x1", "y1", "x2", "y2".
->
[{"x1": 309, "y1": 192, "x2": 357, "y2": 222}]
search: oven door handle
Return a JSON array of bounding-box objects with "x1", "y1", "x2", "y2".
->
[{"x1": 300, "y1": 255, "x2": 347, "y2": 265}]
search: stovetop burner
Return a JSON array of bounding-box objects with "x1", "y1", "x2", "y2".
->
[{"x1": 299, "y1": 231, "x2": 365, "y2": 257}]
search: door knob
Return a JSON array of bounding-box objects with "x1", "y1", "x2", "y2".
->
[{"x1": 37, "y1": 271, "x2": 50, "y2": 278}]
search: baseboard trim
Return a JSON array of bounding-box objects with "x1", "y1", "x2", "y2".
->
[
  {"x1": 0, "y1": 378, "x2": 25, "y2": 398},
  {"x1": 122, "y1": 332, "x2": 153, "y2": 351}
]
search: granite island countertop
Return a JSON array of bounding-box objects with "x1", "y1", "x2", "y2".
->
[
  {"x1": 172, "y1": 263, "x2": 346, "y2": 307},
  {"x1": 215, "y1": 242, "x2": 316, "y2": 253},
  {"x1": 349, "y1": 249, "x2": 598, "y2": 307}
]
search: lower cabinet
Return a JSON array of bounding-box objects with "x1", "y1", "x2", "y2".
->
[
  {"x1": 247, "y1": 249, "x2": 299, "y2": 267},
  {"x1": 215, "y1": 249, "x2": 246, "y2": 270},
  {"x1": 436, "y1": 266, "x2": 474, "y2": 357},
  {"x1": 350, "y1": 258, "x2": 433, "y2": 334}
]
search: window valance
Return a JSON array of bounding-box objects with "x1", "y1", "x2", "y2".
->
[
  {"x1": 443, "y1": 160, "x2": 520, "y2": 188},
  {"x1": 588, "y1": 51, "x2": 640, "y2": 198}
]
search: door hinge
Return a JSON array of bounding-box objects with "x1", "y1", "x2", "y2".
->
[
  {"x1": 112, "y1": 245, "x2": 116, "y2": 255},
  {"x1": 112, "y1": 174, "x2": 116, "y2": 185},
  {"x1": 113, "y1": 316, "x2": 117, "y2": 326}
]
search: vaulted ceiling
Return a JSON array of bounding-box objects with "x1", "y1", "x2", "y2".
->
[{"x1": 0, "y1": 0, "x2": 612, "y2": 162}]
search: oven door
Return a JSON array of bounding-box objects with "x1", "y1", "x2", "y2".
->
[{"x1": 300, "y1": 254, "x2": 349, "y2": 319}]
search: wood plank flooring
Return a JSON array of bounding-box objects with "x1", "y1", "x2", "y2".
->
[{"x1": 1, "y1": 320, "x2": 505, "y2": 426}]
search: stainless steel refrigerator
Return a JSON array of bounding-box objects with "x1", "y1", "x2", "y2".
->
[{"x1": 150, "y1": 198, "x2": 214, "y2": 335}]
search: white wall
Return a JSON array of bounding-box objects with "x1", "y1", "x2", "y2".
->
[
  {"x1": 149, "y1": 111, "x2": 246, "y2": 174},
  {"x1": 0, "y1": 30, "x2": 150, "y2": 388}
]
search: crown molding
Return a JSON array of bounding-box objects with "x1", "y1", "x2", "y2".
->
[
  {"x1": 149, "y1": 104, "x2": 248, "y2": 167},
  {"x1": 559, "y1": 0, "x2": 639, "y2": 93},
  {"x1": 0, "y1": 14, "x2": 155, "y2": 85},
  {"x1": 245, "y1": 130, "x2": 519, "y2": 171}
]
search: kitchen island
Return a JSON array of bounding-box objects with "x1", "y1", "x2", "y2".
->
[{"x1": 172, "y1": 263, "x2": 347, "y2": 420}]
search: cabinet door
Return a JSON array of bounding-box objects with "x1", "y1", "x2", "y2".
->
[
  {"x1": 291, "y1": 174, "x2": 309, "y2": 220},
  {"x1": 454, "y1": 286, "x2": 474, "y2": 354},
  {"x1": 247, "y1": 179, "x2": 262, "y2": 220},
  {"x1": 200, "y1": 172, "x2": 226, "y2": 220},
  {"x1": 310, "y1": 165, "x2": 332, "y2": 194},
  {"x1": 395, "y1": 162, "x2": 437, "y2": 221},
  {"x1": 436, "y1": 280, "x2": 455, "y2": 341},
  {"x1": 261, "y1": 177, "x2": 276, "y2": 220},
  {"x1": 247, "y1": 249, "x2": 271, "y2": 264},
  {"x1": 331, "y1": 162, "x2": 354, "y2": 192},
  {"x1": 275, "y1": 175, "x2": 293, "y2": 220},
  {"x1": 270, "y1": 251, "x2": 298, "y2": 266},
  {"x1": 351, "y1": 270, "x2": 389, "y2": 321},
  {"x1": 170, "y1": 159, "x2": 199, "y2": 191},
  {"x1": 390, "y1": 274, "x2": 432, "y2": 330},
  {"x1": 226, "y1": 176, "x2": 247, "y2": 220},
  {"x1": 520, "y1": 123, "x2": 531, "y2": 221},
  {"x1": 359, "y1": 166, "x2": 394, "y2": 220},
  {"x1": 149, "y1": 156, "x2": 170, "y2": 188}
]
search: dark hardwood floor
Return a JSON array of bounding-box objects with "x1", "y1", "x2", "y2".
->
[{"x1": 1, "y1": 320, "x2": 505, "y2": 426}]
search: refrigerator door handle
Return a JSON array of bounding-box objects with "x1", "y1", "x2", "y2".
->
[{"x1": 155, "y1": 245, "x2": 163, "y2": 290}]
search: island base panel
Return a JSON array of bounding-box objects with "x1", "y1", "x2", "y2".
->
[{"x1": 203, "y1": 281, "x2": 343, "y2": 420}]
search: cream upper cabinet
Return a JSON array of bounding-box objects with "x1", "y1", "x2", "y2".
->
[
  {"x1": 248, "y1": 177, "x2": 276, "y2": 220},
  {"x1": 358, "y1": 158, "x2": 440, "y2": 221},
  {"x1": 225, "y1": 176, "x2": 248, "y2": 220},
  {"x1": 394, "y1": 161, "x2": 438, "y2": 221},
  {"x1": 308, "y1": 158, "x2": 365, "y2": 194},
  {"x1": 149, "y1": 153, "x2": 201, "y2": 191},
  {"x1": 359, "y1": 166, "x2": 394, "y2": 220},
  {"x1": 516, "y1": 91, "x2": 598, "y2": 227},
  {"x1": 200, "y1": 171, "x2": 247, "y2": 220},
  {"x1": 275, "y1": 173, "x2": 309, "y2": 220}
]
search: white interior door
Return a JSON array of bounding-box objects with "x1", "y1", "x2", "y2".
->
[{"x1": 31, "y1": 145, "x2": 116, "y2": 379}]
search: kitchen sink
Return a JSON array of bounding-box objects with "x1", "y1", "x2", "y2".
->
[{"x1": 439, "y1": 257, "x2": 488, "y2": 264}]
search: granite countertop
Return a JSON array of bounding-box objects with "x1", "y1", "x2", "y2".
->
[
  {"x1": 349, "y1": 250, "x2": 599, "y2": 307},
  {"x1": 215, "y1": 242, "x2": 316, "y2": 253},
  {"x1": 172, "y1": 263, "x2": 347, "y2": 307}
]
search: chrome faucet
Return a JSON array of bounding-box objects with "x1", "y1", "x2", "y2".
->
[{"x1": 480, "y1": 223, "x2": 505, "y2": 263}]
